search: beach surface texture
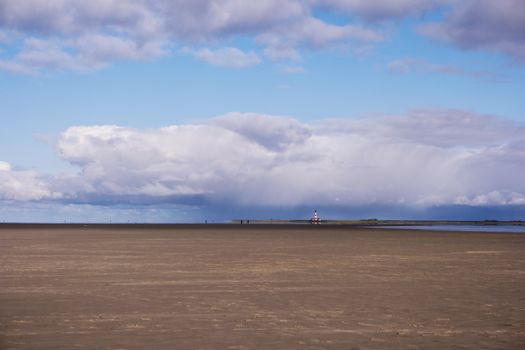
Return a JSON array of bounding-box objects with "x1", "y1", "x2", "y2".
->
[{"x1": 1, "y1": 224, "x2": 524, "y2": 349}]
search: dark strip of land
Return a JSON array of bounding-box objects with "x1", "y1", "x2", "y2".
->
[
  {"x1": 231, "y1": 219, "x2": 525, "y2": 226},
  {"x1": 1, "y1": 225, "x2": 524, "y2": 349}
]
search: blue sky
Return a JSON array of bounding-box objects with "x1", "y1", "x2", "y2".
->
[{"x1": 1, "y1": 0, "x2": 525, "y2": 222}]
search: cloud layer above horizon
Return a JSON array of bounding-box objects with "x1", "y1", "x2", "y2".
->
[
  {"x1": 1, "y1": 110, "x2": 524, "y2": 213},
  {"x1": 1, "y1": 0, "x2": 525, "y2": 74}
]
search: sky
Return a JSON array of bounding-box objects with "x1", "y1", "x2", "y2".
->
[{"x1": 1, "y1": 0, "x2": 525, "y2": 222}]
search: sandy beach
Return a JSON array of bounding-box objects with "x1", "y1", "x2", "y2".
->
[{"x1": 1, "y1": 224, "x2": 524, "y2": 349}]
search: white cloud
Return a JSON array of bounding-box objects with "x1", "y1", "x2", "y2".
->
[
  {"x1": 73, "y1": 34, "x2": 167, "y2": 64},
  {"x1": 455, "y1": 191, "x2": 525, "y2": 206},
  {"x1": 420, "y1": 0, "x2": 525, "y2": 62},
  {"x1": 55, "y1": 122, "x2": 274, "y2": 200},
  {"x1": 324, "y1": 109, "x2": 524, "y2": 148},
  {"x1": 280, "y1": 65, "x2": 305, "y2": 74},
  {"x1": 263, "y1": 46, "x2": 301, "y2": 61},
  {"x1": 0, "y1": 161, "x2": 57, "y2": 201},
  {"x1": 159, "y1": 0, "x2": 306, "y2": 40},
  {"x1": 3, "y1": 0, "x2": 522, "y2": 73},
  {"x1": 0, "y1": 161, "x2": 11, "y2": 171},
  {"x1": 388, "y1": 57, "x2": 506, "y2": 81},
  {"x1": 0, "y1": 34, "x2": 168, "y2": 74},
  {"x1": 212, "y1": 112, "x2": 312, "y2": 151},
  {"x1": 0, "y1": 58, "x2": 34, "y2": 74},
  {"x1": 0, "y1": 0, "x2": 388, "y2": 73},
  {"x1": 1, "y1": 110, "x2": 524, "y2": 208},
  {"x1": 184, "y1": 47, "x2": 261, "y2": 68},
  {"x1": 40, "y1": 110, "x2": 525, "y2": 208},
  {"x1": 0, "y1": 0, "x2": 161, "y2": 36},
  {"x1": 257, "y1": 17, "x2": 382, "y2": 51}
]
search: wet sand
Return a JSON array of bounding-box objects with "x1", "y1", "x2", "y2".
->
[{"x1": 1, "y1": 224, "x2": 524, "y2": 349}]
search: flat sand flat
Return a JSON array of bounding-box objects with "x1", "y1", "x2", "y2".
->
[{"x1": 1, "y1": 224, "x2": 524, "y2": 349}]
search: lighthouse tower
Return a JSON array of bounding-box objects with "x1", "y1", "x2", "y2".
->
[{"x1": 310, "y1": 210, "x2": 320, "y2": 224}]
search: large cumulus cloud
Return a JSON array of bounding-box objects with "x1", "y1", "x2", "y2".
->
[{"x1": 22, "y1": 110, "x2": 520, "y2": 210}]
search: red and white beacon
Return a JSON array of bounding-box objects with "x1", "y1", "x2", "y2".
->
[{"x1": 310, "y1": 210, "x2": 321, "y2": 224}]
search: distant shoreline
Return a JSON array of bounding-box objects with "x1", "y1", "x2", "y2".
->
[{"x1": 1, "y1": 219, "x2": 524, "y2": 229}]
